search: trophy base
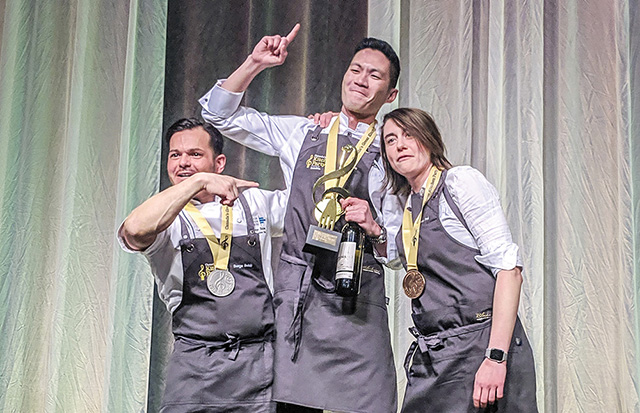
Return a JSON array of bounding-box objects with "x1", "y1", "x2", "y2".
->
[{"x1": 303, "y1": 225, "x2": 342, "y2": 254}]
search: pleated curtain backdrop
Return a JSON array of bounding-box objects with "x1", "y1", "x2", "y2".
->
[
  {"x1": 369, "y1": 1, "x2": 640, "y2": 412},
  {"x1": 0, "y1": 0, "x2": 167, "y2": 411}
]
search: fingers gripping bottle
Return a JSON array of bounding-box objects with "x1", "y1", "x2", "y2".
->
[{"x1": 335, "y1": 222, "x2": 365, "y2": 296}]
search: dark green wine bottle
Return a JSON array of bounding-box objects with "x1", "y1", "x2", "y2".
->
[{"x1": 335, "y1": 222, "x2": 365, "y2": 296}]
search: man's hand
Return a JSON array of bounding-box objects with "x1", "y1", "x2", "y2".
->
[
  {"x1": 340, "y1": 197, "x2": 380, "y2": 237},
  {"x1": 250, "y1": 23, "x2": 300, "y2": 70},
  {"x1": 472, "y1": 358, "x2": 507, "y2": 409},
  {"x1": 198, "y1": 173, "x2": 259, "y2": 205},
  {"x1": 121, "y1": 173, "x2": 259, "y2": 251},
  {"x1": 222, "y1": 24, "x2": 300, "y2": 93},
  {"x1": 308, "y1": 111, "x2": 339, "y2": 128}
]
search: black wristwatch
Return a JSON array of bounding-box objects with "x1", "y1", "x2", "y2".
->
[
  {"x1": 485, "y1": 348, "x2": 507, "y2": 363},
  {"x1": 369, "y1": 226, "x2": 387, "y2": 244}
]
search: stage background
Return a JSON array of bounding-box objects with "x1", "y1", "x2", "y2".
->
[{"x1": 0, "y1": 1, "x2": 638, "y2": 412}]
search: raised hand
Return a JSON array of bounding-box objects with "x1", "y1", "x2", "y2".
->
[
  {"x1": 222, "y1": 23, "x2": 301, "y2": 93},
  {"x1": 250, "y1": 23, "x2": 300, "y2": 69}
]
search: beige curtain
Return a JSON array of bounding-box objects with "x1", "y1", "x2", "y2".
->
[
  {"x1": 370, "y1": 0, "x2": 640, "y2": 411},
  {"x1": 0, "y1": 0, "x2": 167, "y2": 411}
]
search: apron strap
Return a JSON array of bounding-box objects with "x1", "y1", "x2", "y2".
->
[
  {"x1": 237, "y1": 193, "x2": 258, "y2": 246},
  {"x1": 403, "y1": 340, "x2": 419, "y2": 385},
  {"x1": 442, "y1": 183, "x2": 472, "y2": 234},
  {"x1": 404, "y1": 327, "x2": 446, "y2": 383},
  {"x1": 176, "y1": 331, "x2": 274, "y2": 361},
  {"x1": 404, "y1": 321, "x2": 491, "y2": 382},
  {"x1": 284, "y1": 256, "x2": 316, "y2": 362},
  {"x1": 177, "y1": 212, "x2": 195, "y2": 251},
  {"x1": 308, "y1": 124, "x2": 323, "y2": 142}
]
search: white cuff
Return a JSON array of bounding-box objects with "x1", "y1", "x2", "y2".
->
[
  {"x1": 199, "y1": 80, "x2": 245, "y2": 119},
  {"x1": 474, "y1": 243, "x2": 523, "y2": 277}
]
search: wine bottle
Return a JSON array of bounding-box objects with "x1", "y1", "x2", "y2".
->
[{"x1": 335, "y1": 222, "x2": 365, "y2": 296}]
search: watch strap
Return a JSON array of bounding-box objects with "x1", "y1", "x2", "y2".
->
[{"x1": 369, "y1": 225, "x2": 387, "y2": 244}]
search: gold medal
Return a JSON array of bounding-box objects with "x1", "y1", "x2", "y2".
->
[{"x1": 402, "y1": 269, "x2": 426, "y2": 299}]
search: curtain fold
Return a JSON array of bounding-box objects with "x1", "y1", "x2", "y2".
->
[
  {"x1": 0, "y1": 0, "x2": 167, "y2": 411},
  {"x1": 370, "y1": 0, "x2": 640, "y2": 411}
]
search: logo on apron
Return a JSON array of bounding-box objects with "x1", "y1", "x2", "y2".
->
[
  {"x1": 363, "y1": 265, "x2": 381, "y2": 276},
  {"x1": 306, "y1": 154, "x2": 326, "y2": 170},
  {"x1": 198, "y1": 263, "x2": 215, "y2": 281},
  {"x1": 475, "y1": 310, "x2": 492, "y2": 321}
]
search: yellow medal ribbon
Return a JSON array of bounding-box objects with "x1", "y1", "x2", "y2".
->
[
  {"x1": 401, "y1": 167, "x2": 443, "y2": 270},
  {"x1": 183, "y1": 202, "x2": 233, "y2": 271},
  {"x1": 324, "y1": 116, "x2": 378, "y2": 191}
]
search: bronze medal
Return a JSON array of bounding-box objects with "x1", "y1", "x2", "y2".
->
[{"x1": 403, "y1": 269, "x2": 425, "y2": 299}]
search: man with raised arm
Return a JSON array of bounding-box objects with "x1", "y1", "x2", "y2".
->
[
  {"x1": 118, "y1": 118, "x2": 287, "y2": 412},
  {"x1": 199, "y1": 25, "x2": 403, "y2": 413}
]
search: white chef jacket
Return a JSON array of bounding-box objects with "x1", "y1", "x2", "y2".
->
[{"x1": 118, "y1": 188, "x2": 287, "y2": 313}]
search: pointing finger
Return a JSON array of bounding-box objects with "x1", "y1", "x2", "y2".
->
[
  {"x1": 286, "y1": 23, "x2": 301, "y2": 43},
  {"x1": 235, "y1": 179, "x2": 260, "y2": 189}
]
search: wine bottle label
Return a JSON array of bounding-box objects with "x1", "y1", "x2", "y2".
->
[{"x1": 336, "y1": 241, "x2": 356, "y2": 279}]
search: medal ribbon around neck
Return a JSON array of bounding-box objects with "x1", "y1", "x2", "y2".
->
[
  {"x1": 401, "y1": 166, "x2": 443, "y2": 271},
  {"x1": 323, "y1": 116, "x2": 377, "y2": 191},
  {"x1": 183, "y1": 202, "x2": 233, "y2": 272}
]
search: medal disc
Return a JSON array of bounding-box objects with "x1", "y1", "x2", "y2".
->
[
  {"x1": 207, "y1": 269, "x2": 235, "y2": 297},
  {"x1": 403, "y1": 269, "x2": 425, "y2": 299},
  {"x1": 314, "y1": 197, "x2": 343, "y2": 223}
]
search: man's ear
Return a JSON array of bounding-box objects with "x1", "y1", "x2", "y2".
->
[
  {"x1": 214, "y1": 154, "x2": 226, "y2": 174},
  {"x1": 386, "y1": 88, "x2": 398, "y2": 104}
]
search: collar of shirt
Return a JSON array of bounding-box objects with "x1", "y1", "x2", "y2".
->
[
  {"x1": 321, "y1": 112, "x2": 382, "y2": 149},
  {"x1": 187, "y1": 196, "x2": 248, "y2": 232}
]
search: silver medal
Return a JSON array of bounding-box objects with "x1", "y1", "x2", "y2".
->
[{"x1": 207, "y1": 269, "x2": 235, "y2": 297}]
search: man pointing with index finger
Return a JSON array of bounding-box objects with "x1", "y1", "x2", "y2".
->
[
  {"x1": 201, "y1": 25, "x2": 403, "y2": 413},
  {"x1": 119, "y1": 118, "x2": 288, "y2": 412}
]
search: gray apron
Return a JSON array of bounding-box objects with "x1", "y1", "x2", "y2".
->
[
  {"x1": 272, "y1": 126, "x2": 397, "y2": 413},
  {"x1": 161, "y1": 194, "x2": 276, "y2": 413},
  {"x1": 397, "y1": 170, "x2": 537, "y2": 413}
]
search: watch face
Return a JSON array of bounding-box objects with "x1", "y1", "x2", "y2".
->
[{"x1": 489, "y1": 349, "x2": 505, "y2": 360}]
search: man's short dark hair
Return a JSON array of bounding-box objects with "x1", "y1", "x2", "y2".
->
[
  {"x1": 354, "y1": 38, "x2": 400, "y2": 89},
  {"x1": 165, "y1": 118, "x2": 224, "y2": 156}
]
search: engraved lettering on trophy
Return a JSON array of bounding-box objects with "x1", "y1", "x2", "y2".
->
[{"x1": 312, "y1": 230, "x2": 339, "y2": 244}]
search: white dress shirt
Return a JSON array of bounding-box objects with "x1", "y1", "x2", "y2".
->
[{"x1": 425, "y1": 166, "x2": 523, "y2": 276}]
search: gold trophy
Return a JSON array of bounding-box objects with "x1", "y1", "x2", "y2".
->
[{"x1": 304, "y1": 145, "x2": 358, "y2": 253}]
